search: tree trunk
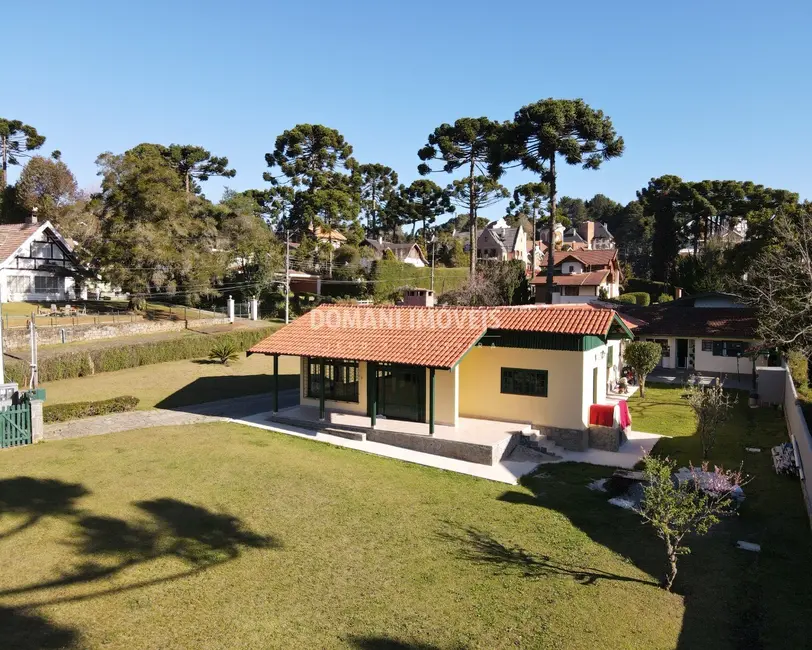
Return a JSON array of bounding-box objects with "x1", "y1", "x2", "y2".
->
[
  {"x1": 664, "y1": 540, "x2": 678, "y2": 591},
  {"x1": 185, "y1": 172, "x2": 190, "y2": 194},
  {"x1": 546, "y1": 155, "x2": 557, "y2": 304},
  {"x1": 0, "y1": 136, "x2": 6, "y2": 189},
  {"x1": 640, "y1": 375, "x2": 646, "y2": 398},
  {"x1": 371, "y1": 184, "x2": 377, "y2": 235},
  {"x1": 531, "y1": 206, "x2": 537, "y2": 275},
  {"x1": 469, "y1": 157, "x2": 476, "y2": 275}
]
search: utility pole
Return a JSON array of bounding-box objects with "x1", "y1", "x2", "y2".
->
[
  {"x1": 430, "y1": 233, "x2": 436, "y2": 293},
  {"x1": 28, "y1": 312, "x2": 38, "y2": 390},
  {"x1": 285, "y1": 229, "x2": 291, "y2": 325},
  {"x1": 0, "y1": 302, "x2": 5, "y2": 385}
]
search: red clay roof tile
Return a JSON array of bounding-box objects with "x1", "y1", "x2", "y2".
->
[{"x1": 248, "y1": 304, "x2": 622, "y2": 368}]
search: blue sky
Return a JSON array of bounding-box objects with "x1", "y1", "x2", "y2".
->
[{"x1": 5, "y1": 0, "x2": 810, "y2": 221}]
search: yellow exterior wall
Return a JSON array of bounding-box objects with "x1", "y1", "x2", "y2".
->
[
  {"x1": 299, "y1": 357, "x2": 368, "y2": 415},
  {"x1": 423, "y1": 367, "x2": 459, "y2": 427},
  {"x1": 458, "y1": 346, "x2": 589, "y2": 430}
]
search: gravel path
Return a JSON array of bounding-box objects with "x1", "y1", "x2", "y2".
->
[
  {"x1": 43, "y1": 410, "x2": 224, "y2": 441},
  {"x1": 42, "y1": 389, "x2": 300, "y2": 441}
]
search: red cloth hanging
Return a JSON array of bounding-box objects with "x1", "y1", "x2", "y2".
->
[
  {"x1": 589, "y1": 404, "x2": 615, "y2": 427},
  {"x1": 618, "y1": 400, "x2": 632, "y2": 430}
]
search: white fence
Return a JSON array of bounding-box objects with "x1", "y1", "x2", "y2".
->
[{"x1": 784, "y1": 366, "x2": 812, "y2": 524}]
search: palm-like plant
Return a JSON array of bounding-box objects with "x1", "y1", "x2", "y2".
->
[{"x1": 209, "y1": 342, "x2": 239, "y2": 366}]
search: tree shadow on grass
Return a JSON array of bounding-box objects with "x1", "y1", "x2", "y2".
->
[
  {"x1": 0, "y1": 477, "x2": 89, "y2": 541},
  {"x1": 0, "y1": 477, "x2": 279, "y2": 641},
  {"x1": 438, "y1": 522, "x2": 656, "y2": 587},
  {"x1": 0, "y1": 606, "x2": 80, "y2": 650}
]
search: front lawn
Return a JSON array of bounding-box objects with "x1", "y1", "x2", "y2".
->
[
  {"x1": 0, "y1": 423, "x2": 682, "y2": 649},
  {"x1": 41, "y1": 354, "x2": 300, "y2": 410},
  {"x1": 622, "y1": 385, "x2": 812, "y2": 648}
]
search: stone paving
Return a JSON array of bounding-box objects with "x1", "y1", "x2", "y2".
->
[{"x1": 43, "y1": 410, "x2": 223, "y2": 441}]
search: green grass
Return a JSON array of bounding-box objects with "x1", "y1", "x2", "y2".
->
[
  {"x1": 623, "y1": 385, "x2": 812, "y2": 648},
  {"x1": 41, "y1": 354, "x2": 300, "y2": 410},
  {"x1": 0, "y1": 423, "x2": 684, "y2": 649}
]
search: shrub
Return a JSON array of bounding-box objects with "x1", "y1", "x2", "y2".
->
[
  {"x1": 625, "y1": 278, "x2": 674, "y2": 298},
  {"x1": 657, "y1": 293, "x2": 673, "y2": 303},
  {"x1": 209, "y1": 342, "x2": 239, "y2": 365},
  {"x1": 624, "y1": 341, "x2": 663, "y2": 397},
  {"x1": 5, "y1": 327, "x2": 275, "y2": 385},
  {"x1": 625, "y1": 291, "x2": 651, "y2": 306},
  {"x1": 43, "y1": 396, "x2": 139, "y2": 423},
  {"x1": 684, "y1": 379, "x2": 737, "y2": 459},
  {"x1": 617, "y1": 294, "x2": 637, "y2": 304},
  {"x1": 788, "y1": 349, "x2": 809, "y2": 390}
]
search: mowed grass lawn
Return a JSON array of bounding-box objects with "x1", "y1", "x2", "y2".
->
[
  {"x1": 0, "y1": 424, "x2": 685, "y2": 649},
  {"x1": 624, "y1": 385, "x2": 812, "y2": 648},
  {"x1": 41, "y1": 354, "x2": 300, "y2": 410}
]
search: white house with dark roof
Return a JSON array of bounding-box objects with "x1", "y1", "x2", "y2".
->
[
  {"x1": 0, "y1": 215, "x2": 85, "y2": 303},
  {"x1": 532, "y1": 249, "x2": 622, "y2": 304},
  {"x1": 360, "y1": 238, "x2": 428, "y2": 267}
]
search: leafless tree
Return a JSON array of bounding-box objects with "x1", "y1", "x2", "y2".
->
[{"x1": 741, "y1": 204, "x2": 812, "y2": 355}]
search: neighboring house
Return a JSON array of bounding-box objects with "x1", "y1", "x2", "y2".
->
[
  {"x1": 618, "y1": 292, "x2": 767, "y2": 377},
  {"x1": 561, "y1": 228, "x2": 588, "y2": 251},
  {"x1": 248, "y1": 303, "x2": 633, "y2": 451},
  {"x1": 359, "y1": 238, "x2": 428, "y2": 267},
  {"x1": 477, "y1": 219, "x2": 528, "y2": 266},
  {"x1": 538, "y1": 222, "x2": 566, "y2": 248},
  {"x1": 312, "y1": 226, "x2": 347, "y2": 249},
  {"x1": 526, "y1": 240, "x2": 547, "y2": 274},
  {"x1": 0, "y1": 216, "x2": 86, "y2": 303},
  {"x1": 532, "y1": 249, "x2": 622, "y2": 304},
  {"x1": 577, "y1": 221, "x2": 615, "y2": 250}
]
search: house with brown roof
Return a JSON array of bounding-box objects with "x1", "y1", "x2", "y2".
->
[
  {"x1": 248, "y1": 303, "x2": 634, "y2": 459},
  {"x1": 360, "y1": 238, "x2": 428, "y2": 267},
  {"x1": 532, "y1": 249, "x2": 622, "y2": 304},
  {"x1": 618, "y1": 292, "x2": 768, "y2": 378},
  {"x1": 0, "y1": 214, "x2": 85, "y2": 303}
]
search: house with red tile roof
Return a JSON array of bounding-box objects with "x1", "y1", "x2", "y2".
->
[
  {"x1": 0, "y1": 215, "x2": 86, "y2": 303},
  {"x1": 532, "y1": 249, "x2": 622, "y2": 304},
  {"x1": 617, "y1": 292, "x2": 768, "y2": 378},
  {"x1": 248, "y1": 303, "x2": 633, "y2": 456}
]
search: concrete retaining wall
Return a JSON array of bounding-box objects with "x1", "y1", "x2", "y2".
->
[
  {"x1": 5, "y1": 317, "x2": 231, "y2": 349},
  {"x1": 588, "y1": 425, "x2": 625, "y2": 452},
  {"x1": 535, "y1": 425, "x2": 589, "y2": 452},
  {"x1": 784, "y1": 365, "x2": 812, "y2": 527}
]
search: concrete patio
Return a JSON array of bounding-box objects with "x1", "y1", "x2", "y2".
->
[{"x1": 267, "y1": 405, "x2": 529, "y2": 465}]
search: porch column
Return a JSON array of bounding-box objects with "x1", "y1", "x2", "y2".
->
[
  {"x1": 318, "y1": 358, "x2": 326, "y2": 420},
  {"x1": 369, "y1": 362, "x2": 377, "y2": 428},
  {"x1": 429, "y1": 367, "x2": 436, "y2": 436},
  {"x1": 272, "y1": 354, "x2": 279, "y2": 414}
]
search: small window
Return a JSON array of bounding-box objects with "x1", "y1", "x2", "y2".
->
[
  {"x1": 607, "y1": 346, "x2": 614, "y2": 368},
  {"x1": 711, "y1": 341, "x2": 746, "y2": 357},
  {"x1": 568, "y1": 265, "x2": 574, "y2": 273},
  {"x1": 651, "y1": 338, "x2": 671, "y2": 357},
  {"x1": 701, "y1": 340, "x2": 713, "y2": 352},
  {"x1": 501, "y1": 368, "x2": 548, "y2": 397},
  {"x1": 563, "y1": 286, "x2": 579, "y2": 296},
  {"x1": 306, "y1": 359, "x2": 359, "y2": 402},
  {"x1": 7, "y1": 275, "x2": 31, "y2": 294}
]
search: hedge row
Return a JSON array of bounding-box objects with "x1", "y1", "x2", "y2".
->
[
  {"x1": 6, "y1": 326, "x2": 275, "y2": 385},
  {"x1": 618, "y1": 292, "x2": 651, "y2": 306},
  {"x1": 43, "y1": 396, "x2": 140, "y2": 423},
  {"x1": 625, "y1": 278, "x2": 674, "y2": 298}
]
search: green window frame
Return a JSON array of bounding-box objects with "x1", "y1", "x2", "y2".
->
[
  {"x1": 501, "y1": 368, "x2": 548, "y2": 397},
  {"x1": 607, "y1": 345, "x2": 614, "y2": 368},
  {"x1": 307, "y1": 359, "x2": 359, "y2": 402}
]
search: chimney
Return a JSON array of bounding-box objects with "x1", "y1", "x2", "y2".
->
[
  {"x1": 25, "y1": 208, "x2": 38, "y2": 226},
  {"x1": 402, "y1": 289, "x2": 434, "y2": 307},
  {"x1": 577, "y1": 221, "x2": 595, "y2": 249}
]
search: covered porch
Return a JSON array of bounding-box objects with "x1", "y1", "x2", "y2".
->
[{"x1": 267, "y1": 404, "x2": 527, "y2": 465}]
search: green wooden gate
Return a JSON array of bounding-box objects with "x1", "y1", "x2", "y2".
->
[{"x1": 0, "y1": 403, "x2": 32, "y2": 448}]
